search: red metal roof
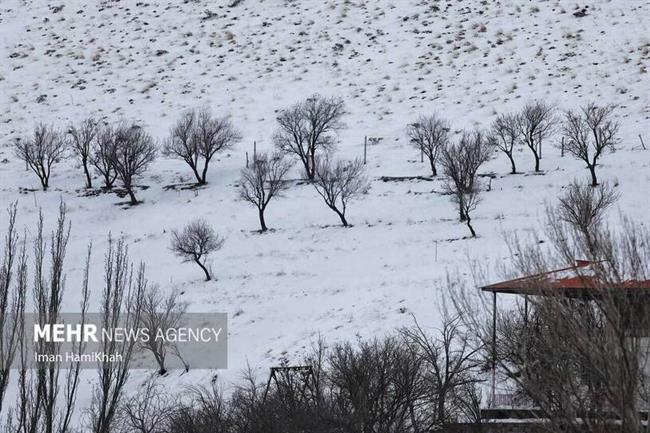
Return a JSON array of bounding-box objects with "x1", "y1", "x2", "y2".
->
[{"x1": 481, "y1": 261, "x2": 650, "y2": 297}]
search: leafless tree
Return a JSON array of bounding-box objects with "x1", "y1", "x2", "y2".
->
[
  {"x1": 327, "y1": 336, "x2": 422, "y2": 432},
  {"x1": 238, "y1": 152, "x2": 293, "y2": 232},
  {"x1": 562, "y1": 103, "x2": 619, "y2": 186},
  {"x1": 274, "y1": 95, "x2": 345, "y2": 180},
  {"x1": 312, "y1": 156, "x2": 369, "y2": 227},
  {"x1": 516, "y1": 100, "x2": 556, "y2": 172},
  {"x1": 110, "y1": 124, "x2": 157, "y2": 205},
  {"x1": 14, "y1": 124, "x2": 66, "y2": 190},
  {"x1": 401, "y1": 315, "x2": 483, "y2": 430},
  {"x1": 170, "y1": 219, "x2": 224, "y2": 281},
  {"x1": 556, "y1": 181, "x2": 619, "y2": 242},
  {"x1": 407, "y1": 114, "x2": 450, "y2": 177},
  {"x1": 68, "y1": 118, "x2": 98, "y2": 188},
  {"x1": 0, "y1": 203, "x2": 26, "y2": 415},
  {"x1": 163, "y1": 109, "x2": 241, "y2": 185},
  {"x1": 139, "y1": 287, "x2": 187, "y2": 375},
  {"x1": 488, "y1": 113, "x2": 519, "y2": 174},
  {"x1": 90, "y1": 237, "x2": 147, "y2": 433},
  {"x1": 91, "y1": 125, "x2": 118, "y2": 189},
  {"x1": 119, "y1": 379, "x2": 172, "y2": 433},
  {"x1": 439, "y1": 131, "x2": 492, "y2": 237},
  {"x1": 9, "y1": 203, "x2": 91, "y2": 433}
]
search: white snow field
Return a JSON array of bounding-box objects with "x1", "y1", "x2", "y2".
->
[{"x1": 0, "y1": 0, "x2": 649, "y2": 415}]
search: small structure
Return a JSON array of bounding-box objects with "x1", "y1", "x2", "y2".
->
[{"x1": 480, "y1": 260, "x2": 650, "y2": 410}]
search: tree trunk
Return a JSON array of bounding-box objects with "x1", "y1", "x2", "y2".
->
[
  {"x1": 508, "y1": 153, "x2": 516, "y2": 174},
  {"x1": 429, "y1": 158, "x2": 437, "y2": 177},
  {"x1": 588, "y1": 165, "x2": 598, "y2": 186},
  {"x1": 258, "y1": 208, "x2": 268, "y2": 232},
  {"x1": 333, "y1": 208, "x2": 348, "y2": 227},
  {"x1": 308, "y1": 147, "x2": 316, "y2": 180},
  {"x1": 195, "y1": 259, "x2": 211, "y2": 281},
  {"x1": 83, "y1": 159, "x2": 93, "y2": 188},
  {"x1": 127, "y1": 188, "x2": 138, "y2": 205},
  {"x1": 534, "y1": 152, "x2": 540, "y2": 172},
  {"x1": 466, "y1": 215, "x2": 476, "y2": 237},
  {"x1": 200, "y1": 160, "x2": 210, "y2": 185}
]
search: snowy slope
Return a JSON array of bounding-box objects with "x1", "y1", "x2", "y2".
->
[{"x1": 0, "y1": 0, "x2": 649, "y2": 408}]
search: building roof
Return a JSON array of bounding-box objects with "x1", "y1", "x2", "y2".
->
[{"x1": 480, "y1": 260, "x2": 650, "y2": 298}]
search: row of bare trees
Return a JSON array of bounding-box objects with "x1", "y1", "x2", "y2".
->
[
  {"x1": 409, "y1": 100, "x2": 620, "y2": 185},
  {"x1": 15, "y1": 110, "x2": 240, "y2": 204},
  {"x1": 0, "y1": 204, "x2": 151, "y2": 433},
  {"x1": 96, "y1": 314, "x2": 484, "y2": 433}
]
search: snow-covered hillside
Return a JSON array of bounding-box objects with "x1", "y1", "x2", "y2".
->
[{"x1": 0, "y1": 0, "x2": 649, "y2": 404}]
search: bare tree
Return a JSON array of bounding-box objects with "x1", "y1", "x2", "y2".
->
[
  {"x1": 238, "y1": 152, "x2": 293, "y2": 232},
  {"x1": 139, "y1": 287, "x2": 187, "y2": 375},
  {"x1": 110, "y1": 124, "x2": 157, "y2": 205},
  {"x1": 439, "y1": 131, "x2": 492, "y2": 237},
  {"x1": 556, "y1": 180, "x2": 619, "y2": 239},
  {"x1": 516, "y1": 100, "x2": 556, "y2": 172},
  {"x1": 0, "y1": 203, "x2": 27, "y2": 415},
  {"x1": 401, "y1": 315, "x2": 483, "y2": 430},
  {"x1": 68, "y1": 118, "x2": 98, "y2": 188},
  {"x1": 90, "y1": 237, "x2": 147, "y2": 433},
  {"x1": 488, "y1": 113, "x2": 519, "y2": 174},
  {"x1": 407, "y1": 114, "x2": 450, "y2": 177},
  {"x1": 274, "y1": 95, "x2": 345, "y2": 180},
  {"x1": 91, "y1": 125, "x2": 118, "y2": 189},
  {"x1": 119, "y1": 379, "x2": 172, "y2": 433},
  {"x1": 9, "y1": 203, "x2": 91, "y2": 433},
  {"x1": 312, "y1": 156, "x2": 369, "y2": 227},
  {"x1": 14, "y1": 124, "x2": 66, "y2": 190},
  {"x1": 562, "y1": 103, "x2": 619, "y2": 186},
  {"x1": 170, "y1": 219, "x2": 224, "y2": 281},
  {"x1": 163, "y1": 109, "x2": 241, "y2": 185}
]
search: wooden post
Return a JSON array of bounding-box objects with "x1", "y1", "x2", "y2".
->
[
  {"x1": 420, "y1": 146, "x2": 424, "y2": 163},
  {"x1": 561, "y1": 137, "x2": 565, "y2": 157},
  {"x1": 363, "y1": 136, "x2": 367, "y2": 164},
  {"x1": 246, "y1": 151, "x2": 249, "y2": 168},
  {"x1": 491, "y1": 291, "x2": 497, "y2": 407},
  {"x1": 253, "y1": 141, "x2": 257, "y2": 160}
]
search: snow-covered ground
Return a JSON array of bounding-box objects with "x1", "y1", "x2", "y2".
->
[{"x1": 0, "y1": 0, "x2": 649, "y2": 414}]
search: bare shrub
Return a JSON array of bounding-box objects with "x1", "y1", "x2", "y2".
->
[
  {"x1": 68, "y1": 117, "x2": 98, "y2": 188},
  {"x1": 14, "y1": 124, "x2": 66, "y2": 190},
  {"x1": 488, "y1": 113, "x2": 519, "y2": 174},
  {"x1": 327, "y1": 336, "x2": 421, "y2": 431},
  {"x1": 165, "y1": 384, "x2": 230, "y2": 433},
  {"x1": 407, "y1": 114, "x2": 450, "y2": 176},
  {"x1": 119, "y1": 379, "x2": 172, "y2": 433},
  {"x1": 238, "y1": 152, "x2": 293, "y2": 232},
  {"x1": 516, "y1": 100, "x2": 556, "y2": 172},
  {"x1": 274, "y1": 95, "x2": 345, "y2": 180},
  {"x1": 139, "y1": 288, "x2": 188, "y2": 375},
  {"x1": 439, "y1": 130, "x2": 492, "y2": 237},
  {"x1": 312, "y1": 156, "x2": 370, "y2": 227},
  {"x1": 91, "y1": 125, "x2": 118, "y2": 189},
  {"x1": 90, "y1": 238, "x2": 147, "y2": 433},
  {"x1": 170, "y1": 219, "x2": 224, "y2": 281},
  {"x1": 110, "y1": 124, "x2": 157, "y2": 205},
  {"x1": 562, "y1": 102, "x2": 619, "y2": 186},
  {"x1": 164, "y1": 109, "x2": 241, "y2": 185}
]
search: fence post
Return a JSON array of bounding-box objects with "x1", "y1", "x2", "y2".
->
[
  {"x1": 246, "y1": 151, "x2": 249, "y2": 168},
  {"x1": 363, "y1": 136, "x2": 367, "y2": 164}
]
